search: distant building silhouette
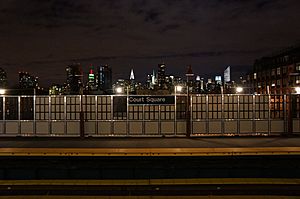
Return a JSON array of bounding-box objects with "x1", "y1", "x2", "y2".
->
[
  {"x1": 65, "y1": 63, "x2": 83, "y2": 94},
  {"x1": 97, "y1": 65, "x2": 112, "y2": 94},
  {"x1": 185, "y1": 65, "x2": 194, "y2": 92}
]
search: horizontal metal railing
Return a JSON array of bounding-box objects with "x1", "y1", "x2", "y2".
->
[{"x1": 0, "y1": 94, "x2": 299, "y2": 137}]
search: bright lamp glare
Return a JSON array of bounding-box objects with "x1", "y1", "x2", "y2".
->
[
  {"x1": 175, "y1": 85, "x2": 183, "y2": 93},
  {"x1": 295, "y1": 87, "x2": 300, "y2": 94},
  {"x1": 236, "y1": 87, "x2": 243, "y2": 93},
  {"x1": 115, "y1": 87, "x2": 123, "y2": 94},
  {"x1": 0, "y1": 89, "x2": 6, "y2": 95}
]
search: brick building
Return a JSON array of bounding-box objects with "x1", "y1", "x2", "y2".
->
[{"x1": 252, "y1": 46, "x2": 300, "y2": 94}]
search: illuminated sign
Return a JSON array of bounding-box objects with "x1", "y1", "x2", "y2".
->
[
  {"x1": 128, "y1": 96, "x2": 175, "y2": 105},
  {"x1": 224, "y1": 66, "x2": 230, "y2": 83},
  {"x1": 88, "y1": 74, "x2": 94, "y2": 80}
]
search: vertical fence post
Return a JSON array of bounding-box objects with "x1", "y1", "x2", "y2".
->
[
  {"x1": 2, "y1": 97, "x2": 5, "y2": 134},
  {"x1": 110, "y1": 95, "x2": 114, "y2": 136},
  {"x1": 252, "y1": 94, "x2": 256, "y2": 135},
  {"x1": 33, "y1": 95, "x2": 36, "y2": 136},
  {"x1": 206, "y1": 95, "x2": 209, "y2": 134},
  {"x1": 64, "y1": 96, "x2": 67, "y2": 136},
  {"x1": 221, "y1": 92, "x2": 225, "y2": 136},
  {"x1": 287, "y1": 93, "x2": 293, "y2": 135},
  {"x1": 18, "y1": 96, "x2": 21, "y2": 136},
  {"x1": 283, "y1": 94, "x2": 287, "y2": 134},
  {"x1": 186, "y1": 89, "x2": 191, "y2": 137},
  {"x1": 158, "y1": 105, "x2": 161, "y2": 136},
  {"x1": 268, "y1": 94, "x2": 271, "y2": 136},
  {"x1": 79, "y1": 95, "x2": 85, "y2": 138},
  {"x1": 190, "y1": 94, "x2": 193, "y2": 136},
  {"x1": 48, "y1": 96, "x2": 52, "y2": 135},
  {"x1": 237, "y1": 95, "x2": 240, "y2": 135},
  {"x1": 174, "y1": 93, "x2": 177, "y2": 136},
  {"x1": 126, "y1": 94, "x2": 129, "y2": 136},
  {"x1": 95, "y1": 96, "x2": 98, "y2": 136},
  {"x1": 142, "y1": 104, "x2": 145, "y2": 136}
]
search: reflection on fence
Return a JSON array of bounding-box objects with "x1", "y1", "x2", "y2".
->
[{"x1": 0, "y1": 94, "x2": 299, "y2": 136}]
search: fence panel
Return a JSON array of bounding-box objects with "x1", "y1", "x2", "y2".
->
[{"x1": 0, "y1": 94, "x2": 295, "y2": 137}]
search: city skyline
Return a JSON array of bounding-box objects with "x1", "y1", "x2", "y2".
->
[
  {"x1": 0, "y1": 0, "x2": 299, "y2": 86},
  {"x1": 0, "y1": 62, "x2": 239, "y2": 89}
]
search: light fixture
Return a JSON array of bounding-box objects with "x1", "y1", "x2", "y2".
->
[
  {"x1": 175, "y1": 85, "x2": 183, "y2": 93},
  {"x1": 115, "y1": 87, "x2": 124, "y2": 94},
  {"x1": 236, "y1": 87, "x2": 243, "y2": 93},
  {"x1": 0, "y1": 89, "x2": 6, "y2": 95},
  {"x1": 295, "y1": 87, "x2": 300, "y2": 94}
]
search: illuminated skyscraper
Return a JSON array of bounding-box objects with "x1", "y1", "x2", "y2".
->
[
  {"x1": 0, "y1": 68, "x2": 7, "y2": 88},
  {"x1": 224, "y1": 66, "x2": 231, "y2": 83},
  {"x1": 129, "y1": 69, "x2": 136, "y2": 94},
  {"x1": 87, "y1": 65, "x2": 97, "y2": 91},
  {"x1": 157, "y1": 63, "x2": 166, "y2": 89},
  {"x1": 195, "y1": 75, "x2": 201, "y2": 93},
  {"x1": 65, "y1": 63, "x2": 83, "y2": 94},
  {"x1": 130, "y1": 69, "x2": 135, "y2": 80},
  {"x1": 19, "y1": 72, "x2": 38, "y2": 89},
  {"x1": 151, "y1": 70, "x2": 156, "y2": 87},
  {"x1": 97, "y1": 65, "x2": 112, "y2": 94}
]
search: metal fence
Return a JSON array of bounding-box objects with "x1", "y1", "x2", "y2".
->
[{"x1": 0, "y1": 94, "x2": 299, "y2": 137}]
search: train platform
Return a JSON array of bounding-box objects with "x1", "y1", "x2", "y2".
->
[{"x1": 1, "y1": 137, "x2": 300, "y2": 156}]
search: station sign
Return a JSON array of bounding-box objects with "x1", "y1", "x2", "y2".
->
[{"x1": 128, "y1": 96, "x2": 175, "y2": 105}]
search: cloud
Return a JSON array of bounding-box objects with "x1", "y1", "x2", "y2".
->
[
  {"x1": 130, "y1": 0, "x2": 147, "y2": 15},
  {"x1": 254, "y1": 0, "x2": 280, "y2": 10},
  {"x1": 23, "y1": 48, "x2": 266, "y2": 66},
  {"x1": 159, "y1": 23, "x2": 181, "y2": 33},
  {"x1": 0, "y1": 0, "x2": 299, "y2": 86},
  {"x1": 0, "y1": 0, "x2": 92, "y2": 28},
  {"x1": 144, "y1": 9, "x2": 162, "y2": 24}
]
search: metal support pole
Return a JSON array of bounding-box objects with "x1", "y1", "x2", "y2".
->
[
  {"x1": 237, "y1": 95, "x2": 240, "y2": 135},
  {"x1": 48, "y1": 96, "x2": 52, "y2": 135},
  {"x1": 206, "y1": 95, "x2": 209, "y2": 134},
  {"x1": 2, "y1": 97, "x2": 5, "y2": 134},
  {"x1": 126, "y1": 92, "x2": 129, "y2": 136},
  {"x1": 252, "y1": 95, "x2": 256, "y2": 135},
  {"x1": 158, "y1": 105, "x2": 161, "y2": 136},
  {"x1": 33, "y1": 95, "x2": 36, "y2": 136},
  {"x1": 174, "y1": 92, "x2": 177, "y2": 136},
  {"x1": 186, "y1": 86, "x2": 191, "y2": 137},
  {"x1": 64, "y1": 96, "x2": 67, "y2": 136},
  {"x1": 221, "y1": 88, "x2": 225, "y2": 136},
  {"x1": 142, "y1": 104, "x2": 145, "y2": 135},
  {"x1": 18, "y1": 96, "x2": 21, "y2": 136},
  {"x1": 190, "y1": 94, "x2": 193, "y2": 136},
  {"x1": 80, "y1": 95, "x2": 85, "y2": 138},
  {"x1": 95, "y1": 96, "x2": 98, "y2": 135},
  {"x1": 283, "y1": 94, "x2": 287, "y2": 134},
  {"x1": 110, "y1": 95, "x2": 114, "y2": 136},
  {"x1": 287, "y1": 93, "x2": 293, "y2": 135},
  {"x1": 268, "y1": 94, "x2": 271, "y2": 136}
]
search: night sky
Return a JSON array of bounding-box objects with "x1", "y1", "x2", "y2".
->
[{"x1": 0, "y1": 0, "x2": 299, "y2": 87}]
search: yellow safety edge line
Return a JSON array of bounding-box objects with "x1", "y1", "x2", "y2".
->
[
  {"x1": 0, "y1": 147, "x2": 300, "y2": 156},
  {"x1": 0, "y1": 178, "x2": 300, "y2": 186}
]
